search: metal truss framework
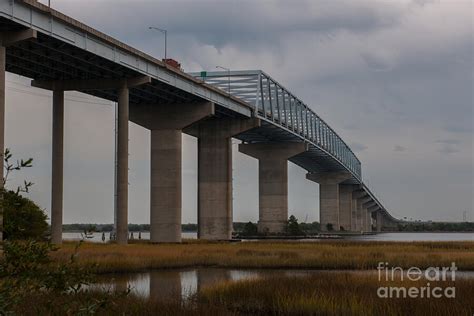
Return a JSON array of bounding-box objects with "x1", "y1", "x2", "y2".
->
[{"x1": 191, "y1": 70, "x2": 361, "y2": 180}]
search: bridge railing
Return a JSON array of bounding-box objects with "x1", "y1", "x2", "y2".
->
[{"x1": 190, "y1": 70, "x2": 362, "y2": 180}]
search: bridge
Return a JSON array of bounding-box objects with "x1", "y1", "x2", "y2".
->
[{"x1": 0, "y1": 0, "x2": 399, "y2": 244}]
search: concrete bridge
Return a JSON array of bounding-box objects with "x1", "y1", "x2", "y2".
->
[{"x1": 0, "y1": 0, "x2": 399, "y2": 244}]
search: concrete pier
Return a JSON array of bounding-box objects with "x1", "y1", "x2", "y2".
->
[
  {"x1": 116, "y1": 86, "x2": 129, "y2": 245},
  {"x1": 368, "y1": 205, "x2": 379, "y2": 232},
  {"x1": 376, "y1": 211, "x2": 383, "y2": 232},
  {"x1": 306, "y1": 172, "x2": 351, "y2": 232},
  {"x1": 31, "y1": 76, "x2": 150, "y2": 245},
  {"x1": 351, "y1": 196, "x2": 358, "y2": 231},
  {"x1": 51, "y1": 90, "x2": 64, "y2": 245},
  {"x1": 339, "y1": 184, "x2": 355, "y2": 231},
  {"x1": 353, "y1": 190, "x2": 368, "y2": 232},
  {"x1": 150, "y1": 129, "x2": 182, "y2": 243},
  {"x1": 239, "y1": 142, "x2": 307, "y2": 234},
  {"x1": 196, "y1": 118, "x2": 259, "y2": 240},
  {"x1": 130, "y1": 102, "x2": 214, "y2": 243},
  {"x1": 366, "y1": 210, "x2": 372, "y2": 231}
]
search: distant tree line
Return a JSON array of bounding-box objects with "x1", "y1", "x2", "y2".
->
[
  {"x1": 63, "y1": 220, "x2": 474, "y2": 235},
  {"x1": 236, "y1": 216, "x2": 321, "y2": 237},
  {"x1": 396, "y1": 221, "x2": 474, "y2": 232},
  {"x1": 63, "y1": 219, "x2": 321, "y2": 236},
  {"x1": 62, "y1": 223, "x2": 198, "y2": 232}
]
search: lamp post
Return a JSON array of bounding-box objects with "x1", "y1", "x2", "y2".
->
[
  {"x1": 216, "y1": 65, "x2": 231, "y2": 95},
  {"x1": 149, "y1": 26, "x2": 167, "y2": 60}
]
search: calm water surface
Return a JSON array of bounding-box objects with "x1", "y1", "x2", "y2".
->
[
  {"x1": 347, "y1": 232, "x2": 474, "y2": 242},
  {"x1": 63, "y1": 232, "x2": 474, "y2": 242},
  {"x1": 93, "y1": 268, "x2": 474, "y2": 301}
]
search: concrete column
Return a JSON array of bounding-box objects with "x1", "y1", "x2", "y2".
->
[
  {"x1": 150, "y1": 129, "x2": 182, "y2": 243},
  {"x1": 368, "y1": 206, "x2": 379, "y2": 232},
  {"x1": 339, "y1": 184, "x2": 355, "y2": 231},
  {"x1": 116, "y1": 86, "x2": 129, "y2": 245},
  {"x1": 356, "y1": 196, "x2": 372, "y2": 233},
  {"x1": 0, "y1": 46, "x2": 4, "y2": 241},
  {"x1": 306, "y1": 172, "x2": 352, "y2": 232},
  {"x1": 51, "y1": 90, "x2": 64, "y2": 245},
  {"x1": 196, "y1": 118, "x2": 259, "y2": 240},
  {"x1": 351, "y1": 197, "x2": 358, "y2": 231},
  {"x1": 130, "y1": 101, "x2": 214, "y2": 243},
  {"x1": 365, "y1": 210, "x2": 373, "y2": 232},
  {"x1": 376, "y1": 211, "x2": 383, "y2": 232},
  {"x1": 198, "y1": 132, "x2": 231, "y2": 239},
  {"x1": 239, "y1": 142, "x2": 307, "y2": 234},
  {"x1": 356, "y1": 202, "x2": 364, "y2": 232},
  {"x1": 353, "y1": 191, "x2": 367, "y2": 232}
]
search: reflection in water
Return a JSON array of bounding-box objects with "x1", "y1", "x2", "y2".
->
[
  {"x1": 196, "y1": 269, "x2": 231, "y2": 292},
  {"x1": 63, "y1": 232, "x2": 197, "y2": 242},
  {"x1": 96, "y1": 268, "x2": 474, "y2": 302},
  {"x1": 150, "y1": 271, "x2": 182, "y2": 301}
]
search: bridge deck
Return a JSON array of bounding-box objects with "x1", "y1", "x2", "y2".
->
[{"x1": 0, "y1": 0, "x2": 252, "y2": 117}]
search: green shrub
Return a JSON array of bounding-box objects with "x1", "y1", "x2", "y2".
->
[{"x1": 3, "y1": 190, "x2": 48, "y2": 240}]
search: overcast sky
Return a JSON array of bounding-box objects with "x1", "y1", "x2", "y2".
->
[{"x1": 6, "y1": 0, "x2": 473, "y2": 224}]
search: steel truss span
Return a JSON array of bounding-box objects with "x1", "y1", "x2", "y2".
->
[{"x1": 191, "y1": 70, "x2": 361, "y2": 179}]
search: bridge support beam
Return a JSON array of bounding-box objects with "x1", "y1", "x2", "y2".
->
[
  {"x1": 352, "y1": 190, "x2": 367, "y2": 232},
  {"x1": 368, "y1": 205, "x2": 380, "y2": 232},
  {"x1": 306, "y1": 172, "x2": 352, "y2": 232},
  {"x1": 130, "y1": 102, "x2": 214, "y2": 243},
  {"x1": 116, "y1": 86, "x2": 129, "y2": 245},
  {"x1": 339, "y1": 184, "x2": 357, "y2": 231},
  {"x1": 351, "y1": 194, "x2": 358, "y2": 232},
  {"x1": 33, "y1": 75, "x2": 150, "y2": 245},
  {"x1": 195, "y1": 118, "x2": 260, "y2": 240},
  {"x1": 356, "y1": 196, "x2": 371, "y2": 233},
  {"x1": 50, "y1": 90, "x2": 64, "y2": 245},
  {"x1": 376, "y1": 211, "x2": 383, "y2": 232},
  {"x1": 239, "y1": 142, "x2": 307, "y2": 234}
]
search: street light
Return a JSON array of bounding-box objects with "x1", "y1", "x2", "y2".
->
[
  {"x1": 149, "y1": 26, "x2": 167, "y2": 60},
  {"x1": 216, "y1": 65, "x2": 231, "y2": 95}
]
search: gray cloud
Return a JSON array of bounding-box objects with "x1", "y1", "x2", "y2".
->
[
  {"x1": 435, "y1": 139, "x2": 461, "y2": 145},
  {"x1": 393, "y1": 145, "x2": 407, "y2": 152},
  {"x1": 350, "y1": 142, "x2": 369, "y2": 152},
  {"x1": 435, "y1": 139, "x2": 462, "y2": 154}
]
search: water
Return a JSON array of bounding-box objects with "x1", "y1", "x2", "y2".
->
[
  {"x1": 348, "y1": 232, "x2": 474, "y2": 242},
  {"x1": 63, "y1": 232, "x2": 473, "y2": 243},
  {"x1": 62, "y1": 231, "x2": 197, "y2": 242},
  {"x1": 92, "y1": 268, "x2": 474, "y2": 301}
]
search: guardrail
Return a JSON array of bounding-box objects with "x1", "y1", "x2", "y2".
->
[{"x1": 191, "y1": 70, "x2": 362, "y2": 180}]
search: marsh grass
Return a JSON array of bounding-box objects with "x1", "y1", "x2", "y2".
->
[
  {"x1": 9, "y1": 290, "x2": 235, "y2": 316},
  {"x1": 51, "y1": 240, "x2": 474, "y2": 273},
  {"x1": 198, "y1": 273, "x2": 474, "y2": 315},
  {"x1": 10, "y1": 272, "x2": 474, "y2": 315}
]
